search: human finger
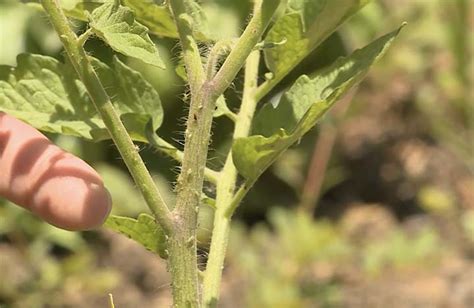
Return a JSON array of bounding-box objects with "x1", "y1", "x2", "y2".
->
[{"x1": 0, "y1": 112, "x2": 112, "y2": 230}]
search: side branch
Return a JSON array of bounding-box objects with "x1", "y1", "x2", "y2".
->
[
  {"x1": 211, "y1": 0, "x2": 280, "y2": 98},
  {"x1": 169, "y1": 0, "x2": 205, "y2": 94}
]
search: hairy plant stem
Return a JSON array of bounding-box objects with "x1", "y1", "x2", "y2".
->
[
  {"x1": 169, "y1": 0, "x2": 205, "y2": 95},
  {"x1": 40, "y1": 0, "x2": 174, "y2": 234},
  {"x1": 198, "y1": 2, "x2": 280, "y2": 306},
  {"x1": 202, "y1": 50, "x2": 261, "y2": 307},
  {"x1": 168, "y1": 0, "x2": 211, "y2": 305},
  {"x1": 167, "y1": 1, "x2": 280, "y2": 306}
]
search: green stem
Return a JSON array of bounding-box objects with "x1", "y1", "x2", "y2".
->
[
  {"x1": 169, "y1": 0, "x2": 205, "y2": 94},
  {"x1": 205, "y1": 39, "x2": 236, "y2": 80},
  {"x1": 40, "y1": 0, "x2": 173, "y2": 234},
  {"x1": 203, "y1": 50, "x2": 261, "y2": 307},
  {"x1": 167, "y1": 86, "x2": 214, "y2": 307},
  {"x1": 167, "y1": 0, "x2": 209, "y2": 306},
  {"x1": 167, "y1": 1, "x2": 280, "y2": 305},
  {"x1": 200, "y1": 3, "x2": 280, "y2": 306},
  {"x1": 254, "y1": 74, "x2": 281, "y2": 102}
]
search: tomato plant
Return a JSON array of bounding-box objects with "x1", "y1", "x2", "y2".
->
[{"x1": 0, "y1": 0, "x2": 404, "y2": 306}]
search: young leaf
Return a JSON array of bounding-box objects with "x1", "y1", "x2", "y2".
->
[
  {"x1": 104, "y1": 213, "x2": 168, "y2": 258},
  {"x1": 89, "y1": 2, "x2": 165, "y2": 68},
  {"x1": 0, "y1": 54, "x2": 163, "y2": 142},
  {"x1": 233, "y1": 25, "x2": 404, "y2": 182},
  {"x1": 264, "y1": 0, "x2": 369, "y2": 82}
]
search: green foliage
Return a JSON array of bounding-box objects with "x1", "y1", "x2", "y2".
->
[
  {"x1": 27, "y1": 0, "x2": 178, "y2": 38},
  {"x1": 228, "y1": 208, "x2": 445, "y2": 306},
  {"x1": 122, "y1": 0, "x2": 178, "y2": 38},
  {"x1": 363, "y1": 227, "x2": 442, "y2": 275},
  {"x1": 233, "y1": 25, "x2": 403, "y2": 182},
  {"x1": 104, "y1": 213, "x2": 168, "y2": 258},
  {"x1": 264, "y1": 0, "x2": 368, "y2": 80},
  {"x1": 0, "y1": 54, "x2": 163, "y2": 142},
  {"x1": 228, "y1": 208, "x2": 349, "y2": 307},
  {"x1": 0, "y1": 0, "x2": 411, "y2": 306},
  {"x1": 89, "y1": 2, "x2": 165, "y2": 67}
]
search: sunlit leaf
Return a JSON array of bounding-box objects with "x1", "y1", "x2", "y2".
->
[
  {"x1": 89, "y1": 2, "x2": 164, "y2": 67},
  {"x1": 104, "y1": 213, "x2": 168, "y2": 258},
  {"x1": 24, "y1": 0, "x2": 103, "y2": 20},
  {"x1": 27, "y1": 0, "x2": 178, "y2": 38},
  {"x1": 264, "y1": 0, "x2": 369, "y2": 81},
  {"x1": 233, "y1": 25, "x2": 404, "y2": 181}
]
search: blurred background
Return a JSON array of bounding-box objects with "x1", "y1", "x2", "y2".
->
[{"x1": 0, "y1": 0, "x2": 473, "y2": 307}]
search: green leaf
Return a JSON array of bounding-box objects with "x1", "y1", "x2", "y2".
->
[
  {"x1": 122, "y1": 0, "x2": 178, "y2": 38},
  {"x1": 233, "y1": 25, "x2": 404, "y2": 181},
  {"x1": 95, "y1": 57, "x2": 164, "y2": 140},
  {"x1": 0, "y1": 53, "x2": 163, "y2": 142},
  {"x1": 27, "y1": 0, "x2": 178, "y2": 38},
  {"x1": 183, "y1": 0, "x2": 213, "y2": 41},
  {"x1": 201, "y1": 2, "x2": 241, "y2": 40},
  {"x1": 24, "y1": 0, "x2": 103, "y2": 20},
  {"x1": 264, "y1": 0, "x2": 369, "y2": 81},
  {"x1": 104, "y1": 213, "x2": 168, "y2": 258},
  {"x1": 184, "y1": 1, "x2": 242, "y2": 41},
  {"x1": 89, "y1": 2, "x2": 164, "y2": 68},
  {"x1": 62, "y1": 0, "x2": 103, "y2": 20}
]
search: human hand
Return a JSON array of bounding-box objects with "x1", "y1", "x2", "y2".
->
[{"x1": 0, "y1": 112, "x2": 112, "y2": 231}]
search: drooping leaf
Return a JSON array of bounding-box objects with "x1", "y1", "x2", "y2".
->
[
  {"x1": 0, "y1": 53, "x2": 163, "y2": 142},
  {"x1": 233, "y1": 25, "x2": 404, "y2": 181},
  {"x1": 89, "y1": 2, "x2": 164, "y2": 67},
  {"x1": 104, "y1": 213, "x2": 168, "y2": 258},
  {"x1": 264, "y1": 0, "x2": 369, "y2": 82}
]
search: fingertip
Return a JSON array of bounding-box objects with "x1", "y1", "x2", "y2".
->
[
  {"x1": 31, "y1": 178, "x2": 113, "y2": 231},
  {"x1": 0, "y1": 112, "x2": 113, "y2": 231},
  {"x1": 71, "y1": 183, "x2": 113, "y2": 231}
]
